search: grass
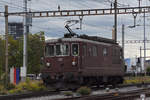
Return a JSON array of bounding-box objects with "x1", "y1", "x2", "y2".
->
[
  {"x1": 124, "y1": 76, "x2": 150, "y2": 84},
  {"x1": 3, "y1": 79, "x2": 46, "y2": 94},
  {"x1": 63, "y1": 91, "x2": 73, "y2": 97},
  {"x1": 1, "y1": 76, "x2": 150, "y2": 95}
]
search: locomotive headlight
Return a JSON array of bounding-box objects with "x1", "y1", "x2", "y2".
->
[
  {"x1": 46, "y1": 62, "x2": 51, "y2": 67},
  {"x1": 72, "y1": 57, "x2": 76, "y2": 66},
  {"x1": 72, "y1": 61, "x2": 76, "y2": 66}
]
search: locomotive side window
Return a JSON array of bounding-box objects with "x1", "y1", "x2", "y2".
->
[
  {"x1": 56, "y1": 44, "x2": 62, "y2": 56},
  {"x1": 72, "y1": 44, "x2": 79, "y2": 56},
  {"x1": 92, "y1": 46, "x2": 98, "y2": 56},
  {"x1": 46, "y1": 45, "x2": 55, "y2": 56},
  {"x1": 103, "y1": 48, "x2": 108, "y2": 56},
  {"x1": 88, "y1": 47, "x2": 92, "y2": 56}
]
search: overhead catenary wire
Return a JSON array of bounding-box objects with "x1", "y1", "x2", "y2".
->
[
  {"x1": 0, "y1": 0, "x2": 24, "y2": 10},
  {"x1": 31, "y1": 24, "x2": 66, "y2": 36},
  {"x1": 0, "y1": 0, "x2": 146, "y2": 39},
  {"x1": 0, "y1": 0, "x2": 38, "y2": 12},
  {"x1": 0, "y1": 2, "x2": 23, "y2": 11}
]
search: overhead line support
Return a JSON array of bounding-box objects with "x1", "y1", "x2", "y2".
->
[
  {"x1": 118, "y1": 40, "x2": 150, "y2": 44},
  {"x1": 114, "y1": 0, "x2": 117, "y2": 43},
  {"x1": 5, "y1": 6, "x2": 150, "y2": 17},
  {"x1": 4, "y1": 5, "x2": 8, "y2": 88}
]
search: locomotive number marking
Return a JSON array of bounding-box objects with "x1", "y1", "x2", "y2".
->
[{"x1": 58, "y1": 58, "x2": 63, "y2": 61}]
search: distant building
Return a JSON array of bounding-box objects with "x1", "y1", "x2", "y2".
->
[
  {"x1": 124, "y1": 57, "x2": 150, "y2": 73},
  {"x1": 8, "y1": 22, "x2": 24, "y2": 39},
  {"x1": 125, "y1": 58, "x2": 132, "y2": 73},
  {"x1": 125, "y1": 58, "x2": 141, "y2": 73},
  {"x1": 145, "y1": 60, "x2": 150, "y2": 70}
]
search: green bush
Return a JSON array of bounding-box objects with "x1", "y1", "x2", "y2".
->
[
  {"x1": 7, "y1": 83, "x2": 16, "y2": 90},
  {"x1": 0, "y1": 84, "x2": 7, "y2": 95},
  {"x1": 28, "y1": 81, "x2": 46, "y2": 91},
  {"x1": 8, "y1": 89, "x2": 17, "y2": 94},
  {"x1": 17, "y1": 82, "x2": 28, "y2": 90},
  {"x1": 0, "y1": 84, "x2": 4, "y2": 91},
  {"x1": 63, "y1": 91, "x2": 73, "y2": 96},
  {"x1": 27, "y1": 82, "x2": 40, "y2": 91},
  {"x1": 77, "y1": 86, "x2": 91, "y2": 96},
  {"x1": 8, "y1": 88, "x2": 22, "y2": 94},
  {"x1": 147, "y1": 67, "x2": 150, "y2": 73},
  {"x1": 8, "y1": 79, "x2": 46, "y2": 94},
  {"x1": 0, "y1": 90, "x2": 7, "y2": 95}
]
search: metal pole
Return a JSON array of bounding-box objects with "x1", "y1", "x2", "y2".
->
[
  {"x1": 114, "y1": 0, "x2": 117, "y2": 43},
  {"x1": 22, "y1": 0, "x2": 28, "y2": 81},
  {"x1": 79, "y1": 16, "x2": 83, "y2": 30},
  {"x1": 138, "y1": 0, "x2": 141, "y2": 13},
  {"x1": 139, "y1": 0, "x2": 141, "y2": 7},
  {"x1": 140, "y1": 46, "x2": 142, "y2": 72},
  {"x1": 122, "y1": 24, "x2": 124, "y2": 60},
  {"x1": 143, "y1": 9, "x2": 146, "y2": 75},
  {"x1": 4, "y1": 5, "x2": 8, "y2": 87}
]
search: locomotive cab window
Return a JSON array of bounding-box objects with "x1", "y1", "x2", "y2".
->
[
  {"x1": 62, "y1": 44, "x2": 69, "y2": 56},
  {"x1": 45, "y1": 45, "x2": 55, "y2": 56},
  {"x1": 56, "y1": 44, "x2": 69, "y2": 56},
  {"x1": 72, "y1": 44, "x2": 79, "y2": 56}
]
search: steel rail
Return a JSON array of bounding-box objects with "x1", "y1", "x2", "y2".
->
[
  {"x1": 0, "y1": 90, "x2": 59, "y2": 100},
  {"x1": 55, "y1": 86, "x2": 150, "y2": 100}
]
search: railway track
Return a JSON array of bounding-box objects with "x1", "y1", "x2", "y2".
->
[
  {"x1": 0, "y1": 83, "x2": 149, "y2": 100},
  {"x1": 56, "y1": 88, "x2": 150, "y2": 100},
  {"x1": 0, "y1": 90, "x2": 59, "y2": 100}
]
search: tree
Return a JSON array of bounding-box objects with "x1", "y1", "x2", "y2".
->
[
  {"x1": 8, "y1": 36, "x2": 23, "y2": 68},
  {"x1": 27, "y1": 32, "x2": 45, "y2": 74},
  {"x1": 146, "y1": 67, "x2": 150, "y2": 74},
  {"x1": 0, "y1": 32, "x2": 45, "y2": 76}
]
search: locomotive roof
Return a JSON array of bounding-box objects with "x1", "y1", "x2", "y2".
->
[{"x1": 46, "y1": 37, "x2": 119, "y2": 47}]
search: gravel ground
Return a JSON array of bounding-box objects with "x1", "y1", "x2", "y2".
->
[
  {"x1": 20, "y1": 95, "x2": 67, "y2": 100},
  {"x1": 20, "y1": 85, "x2": 150, "y2": 100}
]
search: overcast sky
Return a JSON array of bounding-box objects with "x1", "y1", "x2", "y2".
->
[{"x1": 0, "y1": 0, "x2": 150, "y2": 58}]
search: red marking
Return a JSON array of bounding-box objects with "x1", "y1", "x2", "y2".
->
[
  {"x1": 72, "y1": 57, "x2": 76, "y2": 62},
  {"x1": 14, "y1": 68, "x2": 16, "y2": 85}
]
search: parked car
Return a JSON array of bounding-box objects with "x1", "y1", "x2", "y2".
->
[{"x1": 27, "y1": 74, "x2": 36, "y2": 80}]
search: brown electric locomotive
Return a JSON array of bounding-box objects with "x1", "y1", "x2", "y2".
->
[{"x1": 41, "y1": 35, "x2": 125, "y2": 88}]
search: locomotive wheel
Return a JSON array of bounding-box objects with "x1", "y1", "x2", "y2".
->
[
  {"x1": 66, "y1": 83, "x2": 79, "y2": 91},
  {"x1": 55, "y1": 81, "x2": 65, "y2": 90}
]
